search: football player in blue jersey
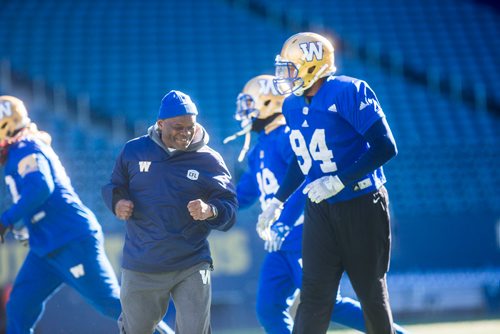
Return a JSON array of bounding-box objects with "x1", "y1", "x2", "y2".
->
[
  {"x1": 0, "y1": 96, "x2": 173, "y2": 334},
  {"x1": 257, "y1": 32, "x2": 400, "y2": 334},
  {"x1": 228, "y1": 75, "x2": 408, "y2": 334}
]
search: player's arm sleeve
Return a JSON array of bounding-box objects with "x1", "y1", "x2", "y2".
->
[
  {"x1": 275, "y1": 156, "x2": 305, "y2": 203},
  {"x1": 204, "y1": 157, "x2": 238, "y2": 232},
  {"x1": 340, "y1": 80, "x2": 385, "y2": 133},
  {"x1": 236, "y1": 169, "x2": 260, "y2": 209},
  {"x1": 277, "y1": 186, "x2": 305, "y2": 228},
  {"x1": 102, "y1": 149, "x2": 130, "y2": 214},
  {"x1": 337, "y1": 117, "x2": 398, "y2": 185},
  {"x1": 1, "y1": 154, "x2": 54, "y2": 226}
]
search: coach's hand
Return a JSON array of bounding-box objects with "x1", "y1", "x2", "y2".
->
[
  {"x1": 265, "y1": 222, "x2": 290, "y2": 252},
  {"x1": 115, "y1": 199, "x2": 134, "y2": 220},
  {"x1": 303, "y1": 175, "x2": 344, "y2": 203},
  {"x1": 0, "y1": 219, "x2": 10, "y2": 244},
  {"x1": 187, "y1": 199, "x2": 216, "y2": 221},
  {"x1": 257, "y1": 198, "x2": 283, "y2": 241}
]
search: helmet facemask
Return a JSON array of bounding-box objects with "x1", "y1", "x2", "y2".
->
[
  {"x1": 273, "y1": 56, "x2": 302, "y2": 95},
  {"x1": 235, "y1": 93, "x2": 260, "y2": 130}
]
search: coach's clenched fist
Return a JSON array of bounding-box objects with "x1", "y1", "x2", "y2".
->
[
  {"x1": 187, "y1": 199, "x2": 216, "y2": 221},
  {"x1": 114, "y1": 199, "x2": 134, "y2": 220}
]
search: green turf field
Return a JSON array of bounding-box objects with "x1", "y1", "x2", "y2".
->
[{"x1": 215, "y1": 318, "x2": 500, "y2": 334}]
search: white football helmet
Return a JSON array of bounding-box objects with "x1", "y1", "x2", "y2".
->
[
  {"x1": 274, "y1": 32, "x2": 336, "y2": 96},
  {"x1": 0, "y1": 96, "x2": 31, "y2": 145}
]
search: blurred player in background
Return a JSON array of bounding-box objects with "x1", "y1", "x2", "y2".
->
[
  {"x1": 0, "y1": 96, "x2": 172, "y2": 334},
  {"x1": 258, "y1": 32, "x2": 399, "y2": 333},
  {"x1": 226, "y1": 76, "x2": 408, "y2": 334}
]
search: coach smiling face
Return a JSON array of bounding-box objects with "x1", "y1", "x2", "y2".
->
[{"x1": 156, "y1": 91, "x2": 198, "y2": 151}]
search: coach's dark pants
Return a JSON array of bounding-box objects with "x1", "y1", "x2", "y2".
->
[{"x1": 292, "y1": 186, "x2": 395, "y2": 334}]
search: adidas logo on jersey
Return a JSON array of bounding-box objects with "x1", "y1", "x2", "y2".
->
[
  {"x1": 301, "y1": 120, "x2": 309, "y2": 127},
  {"x1": 359, "y1": 98, "x2": 381, "y2": 112},
  {"x1": 139, "y1": 161, "x2": 151, "y2": 172},
  {"x1": 359, "y1": 100, "x2": 369, "y2": 110},
  {"x1": 328, "y1": 103, "x2": 337, "y2": 112}
]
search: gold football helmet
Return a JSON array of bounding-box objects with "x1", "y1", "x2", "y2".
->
[
  {"x1": 274, "y1": 32, "x2": 336, "y2": 96},
  {"x1": 236, "y1": 74, "x2": 284, "y2": 125},
  {"x1": 224, "y1": 75, "x2": 286, "y2": 161},
  {"x1": 0, "y1": 96, "x2": 31, "y2": 144}
]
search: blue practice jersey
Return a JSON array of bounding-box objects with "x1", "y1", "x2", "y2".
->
[
  {"x1": 237, "y1": 125, "x2": 304, "y2": 251},
  {"x1": 282, "y1": 75, "x2": 387, "y2": 203},
  {"x1": 1, "y1": 135, "x2": 100, "y2": 256}
]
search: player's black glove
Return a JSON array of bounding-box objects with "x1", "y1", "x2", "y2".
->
[{"x1": 0, "y1": 219, "x2": 9, "y2": 244}]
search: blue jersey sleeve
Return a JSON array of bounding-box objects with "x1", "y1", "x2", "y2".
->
[
  {"x1": 275, "y1": 127, "x2": 306, "y2": 202},
  {"x1": 275, "y1": 157, "x2": 305, "y2": 203},
  {"x1": 1, "y1": 153, "x2": 54, "y2": 226},
  {"x1": 236, "y1": 168, "x2": 260, "y2": 209},
  {"x1": 338, "y1": 80, "x2": 385, "y2": 135},
  {"x1": 337, "y1": 118, "x2": 397, "y2": 185},
  {"x1": 280, "y1": 127, "x2": 296, "y2": 164},
  {"x1": 276, "y1": 185, "x2": 305, "y2": 227}
]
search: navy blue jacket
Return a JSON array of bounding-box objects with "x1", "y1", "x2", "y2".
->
[{"x1": 102, "y1": 124, "x2": 237, "y2": 273}]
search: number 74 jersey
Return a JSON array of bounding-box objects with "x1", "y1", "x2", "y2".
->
[{"x1": 282, "y1": 75, "x2": 387, "y2": 204}]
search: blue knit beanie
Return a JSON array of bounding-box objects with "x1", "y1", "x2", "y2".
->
[{"x1": 157, "y1": 90, "x2": 198, "y2": 120}]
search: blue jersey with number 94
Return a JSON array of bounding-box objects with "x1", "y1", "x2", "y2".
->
[{"x1": 282, "y1": 75, "x2": 387, "y2": 203}]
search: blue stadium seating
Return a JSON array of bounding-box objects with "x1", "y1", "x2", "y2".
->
[{"x1": 0, "y1": 0, "x2": 498, "y2": 266}]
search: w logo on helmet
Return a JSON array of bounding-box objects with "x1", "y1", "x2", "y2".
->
[
  {"x1": 299, "y1": 42, "x2": 324, "y2": 62},
  {"x1": 258, "y1": 78, "x2": 279, "y2": 96},
  {"x1": 0, "y1": 101, "x2": 13, "y2": 119}
]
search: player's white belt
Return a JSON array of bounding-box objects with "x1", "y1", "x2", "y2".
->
[{"x1": 352, "y1": 178, "x2": 372, "y2": 191}]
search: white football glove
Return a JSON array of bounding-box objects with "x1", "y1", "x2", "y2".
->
[
  {"x1": 12, "y1": 223, "x2": 29, "y2": 247},
  {"x1": 303, "y1": 175, "x2": 345, "y2": 203},
  {"x1": 256, "y1": 198, "x2": 283, "y2": 241},
  {"x1": 265, "y1": 222, "x2": 291, "y2": 252}
]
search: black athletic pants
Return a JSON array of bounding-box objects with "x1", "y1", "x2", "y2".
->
[{"x1": 292, "y1": 186, "x2": 395, "y2": 334}]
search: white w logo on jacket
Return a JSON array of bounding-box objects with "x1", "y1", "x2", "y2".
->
[{"x1": 139, "y1": 161, "x2": 151, "y2": 172}]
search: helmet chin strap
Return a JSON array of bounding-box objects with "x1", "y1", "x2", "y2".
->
[
  {"x1": 224, "y1": 113, "x2": 284, "y2": 162},
  {"x1": 222, "y1": 123, "x2": 252, "y2": 145},
  {"x1": 223, "y1": 123, "x2": 252, "y2": 162},
  {"x1": 237, "y1": 131, "x2": 251, "y2": 162},
  {"x1": 295, "y1": 64, "x2": 330, "y2": 96}
]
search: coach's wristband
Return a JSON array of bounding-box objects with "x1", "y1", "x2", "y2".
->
[{"x1": 208, "y1": 204, "x2": 218, "y2": 220}]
